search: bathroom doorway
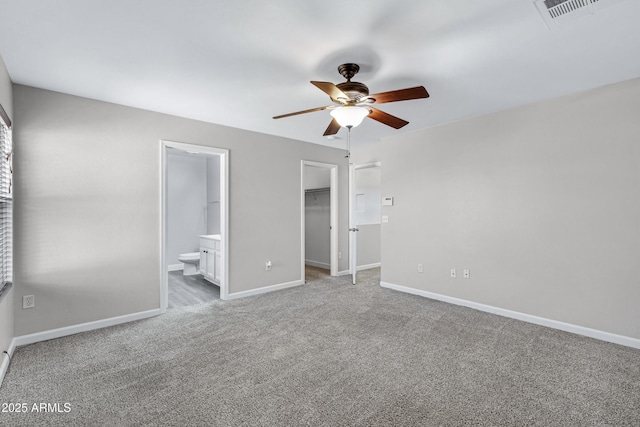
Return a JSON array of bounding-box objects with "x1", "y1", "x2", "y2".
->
[
  {"x1": 301, "y1": 161, "x2": 338, "y2": 281},
  {"x1": 160, "y1": 140, "x2": 229, "y2": 312}
]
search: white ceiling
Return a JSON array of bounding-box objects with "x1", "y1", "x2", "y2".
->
[{"x1": 1, "y1": 0, "x2": 639, "y2": 148}]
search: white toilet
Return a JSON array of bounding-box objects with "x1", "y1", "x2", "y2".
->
[{"x1": 178, "y1": 252, "x2": 200, "y2": 276}]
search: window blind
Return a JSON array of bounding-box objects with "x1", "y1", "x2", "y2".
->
[{"x1": 0, "y1": 112, "x2": 12, "y2": 292}]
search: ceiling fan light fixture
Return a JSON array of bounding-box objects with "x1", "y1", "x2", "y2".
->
[{"x1": 330, "y1": 106, "x2": 370, "y2": 128}]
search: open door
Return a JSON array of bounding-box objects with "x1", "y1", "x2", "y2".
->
[
  {"x1": 349, "y1": 162, "x2": 382, "y2": 285},
  {"x1": 348, "y1": 163, "x2": 357, "y2": 284}
]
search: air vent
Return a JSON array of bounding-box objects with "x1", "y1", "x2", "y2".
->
[{"x1": 534, "y1": 0, "x2": 629, "y2": 27}]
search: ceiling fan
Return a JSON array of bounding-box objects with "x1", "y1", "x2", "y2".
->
[{"x1": 273, "y1": 63, "x2": 429, "y2": 136}]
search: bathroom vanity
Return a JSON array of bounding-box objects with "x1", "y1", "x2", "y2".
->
[{"x1": 199, "y1": 234, "x2": 221, "y2": 284}]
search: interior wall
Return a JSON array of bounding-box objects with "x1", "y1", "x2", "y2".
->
[
  {"x1": 12, "y1": 84, "x2": 350, "y2": 336},
  {"x1": 167, "y1": 153, "x2": 207, "y2": 268},
  {"x1": 304, "y1": 166, "x2": 330, "y2": 190},
  {"x1": 356, "y1": 224, "x2": 380, "y2": 269},
  {"x1": 206, "y1": 156, "x2": 220, "y2": 235},
  {"x1": 374, "y1": 78, "x2": 640, "y2": 340},
  {"x1": 0, "y1": 54, "x2": 13, "y2": 359}
]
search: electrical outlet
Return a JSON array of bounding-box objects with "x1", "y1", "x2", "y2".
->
[
  {"x1": 417, "y1": 263, "x2": 423, "y2": 273},
  {"x1": 266, "y1": 261, "x2": 272, "y2": 271},
  {"x1": 338, "y1": 251, "x2": 342, "y2": 259},
  {"x1": 450, "y1": 269, "x2": 456, "y2": 279},
  {"x1": 381, "y1": 215, "x2": 389, "y2": 223},
  {"x1": 464, "y1": 269, "x2": 470, "y2": 279},
  {"x1": 23, "y1": 295, "x2": 35, "y2": 309}
]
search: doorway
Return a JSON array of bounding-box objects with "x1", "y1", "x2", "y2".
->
[
  {"x1": 160, "y1": 140, "x2": 229, "y2": 312},
  {"x1": 301, "y1": 161, "x2": 338, "y2": 281}
]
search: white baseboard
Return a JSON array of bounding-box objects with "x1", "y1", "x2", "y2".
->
[
  {"x1": 357, "y1": 262, "x2": 381, "y2": 271},
  {"x1": 0, "y1": 338, "x2": 16, "y2": 388},
  {"x1": 168, "y1": 263, "x2": 183, "y2": 272},
  {"x1": 336, "y1": 265, "x2": 380, "y2": 276},
  {"x1": 380, "y1": 281, "x2": 640, "y2": 350},
  {"x1": 305, "y1": 260, "x2": 330, "y2": 270},
  {"x1": 13, "y1": 309, "x2": 162, "y2": 348},
  {"x1": 225, "y1": 279, "x2": 304, "y2": 300}
]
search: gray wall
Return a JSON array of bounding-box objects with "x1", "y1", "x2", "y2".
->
[
  {"x1": 0, "y1": 54, "x2": 13, "y2": 356},
  {"x1": 304, "y1": 166, "x2": 330, "y2": 190},
  {"x1": 206, "y1": 156, "x2": 220, "y2": 235},
  {"x1": 13, "y1": 84, "x2": 350, "y2": 336},
  {"x1": 167, "y1": 153, "x2": 207, "y2": 267},
  {"x1": 356, "y1": 224, "x2": 380, "y2": 268},
  {"x1": 369, "y1": 78, "x2": 640, "y2": 340}
]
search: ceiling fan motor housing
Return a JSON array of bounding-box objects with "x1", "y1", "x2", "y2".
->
[
  {"x1": 334, "y1": 63, "x2": 370, "y2": 103},
  {"x1": 335, "y1": 81, "x2": 369, "y2": 103}
]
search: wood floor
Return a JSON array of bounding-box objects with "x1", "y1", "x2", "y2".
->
[
  {"x1": 305, "y1": 265, "x2": 331, "y2": 282},
  {"x1": 168, "y1": 270, "x2": 220, "y2": 309},
  {"x1": 169, "y1": 265, "x2": 330, "y2": 309}
]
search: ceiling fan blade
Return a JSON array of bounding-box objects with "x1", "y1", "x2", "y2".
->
[
  {"x1": 323, "y1": 118, "x2": 341, "y2": 136},
  {"x1": 365, "y1": 86, "x2": 429, "y2": 105},
  {"x1": 273, "y1": 105, "x2": 332, "y2": 119},
  {"x1": 311, "y1": 81, "x2": 349, "y2": 102},
  {"x1": 366, "y1": 107, "x2": 409, "y2": 129}
]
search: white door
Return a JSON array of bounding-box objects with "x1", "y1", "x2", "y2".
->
[
  {"x1": 348, "y1": 163, "x2": 358, "y2": 284},
  {"x1": 350, "y1": 162, "x2": 382, "y2": 285}
]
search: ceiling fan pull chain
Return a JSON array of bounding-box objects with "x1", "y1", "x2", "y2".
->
[{"x1": 345, "y1": 126, "x2": 352, "y2": 159}]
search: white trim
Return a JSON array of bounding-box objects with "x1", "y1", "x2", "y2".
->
[
  {"x1": 301, "y1": 161, "x2": 339, "y2": 280},
  {"x1": 357, "y1": 262, "x2": 381, "y2": 271},
  {"x1": 168, "y1": 263, "x2": 183, "y2": 272},
  {"x1": 13, "y1": 309, "x2": 162, "y2": 348},
  {"x1": 348, "y1": 163, "x2": 355, "y2": 285},
  {"x1": 380, "y1": 281, "x2": 640, "y2": 350},
  {"x1": 0, "y1": 338, "x2": 16, "y2": 387},
  {"x1": 159, "y1": 142, "x2": 168, "y2": 313},
  {"x1": 305, "y1": 260, "x2": 330, "y2": 270},
  {"x1": 219, "y1": 146, "x2": 230, "y2": 300},
  {"x1": 225, "y1": 279, "x2": 304, "y2": 300},
  {"x1": 337, "y1": 270, "x2": 351, "y2": 277},
  {"x1": 329, "y1": 167, "x2": 338, "y2": 277}
]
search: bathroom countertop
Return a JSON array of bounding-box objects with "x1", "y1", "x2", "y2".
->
[{"x1": 199, "y1": 234, "x2": 221, "y2": 240}]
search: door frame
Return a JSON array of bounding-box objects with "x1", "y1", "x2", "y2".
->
[
  {"x1": 301, "y1": 160, "x2": 339, "y2": 279},
  {"x1": 160, "y1": 140, "x2": 230, "y2": 312}
]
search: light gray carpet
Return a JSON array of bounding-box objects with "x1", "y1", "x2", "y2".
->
[{"x1": 1, "y1": 268, "x2": 639, "y2": 426}]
